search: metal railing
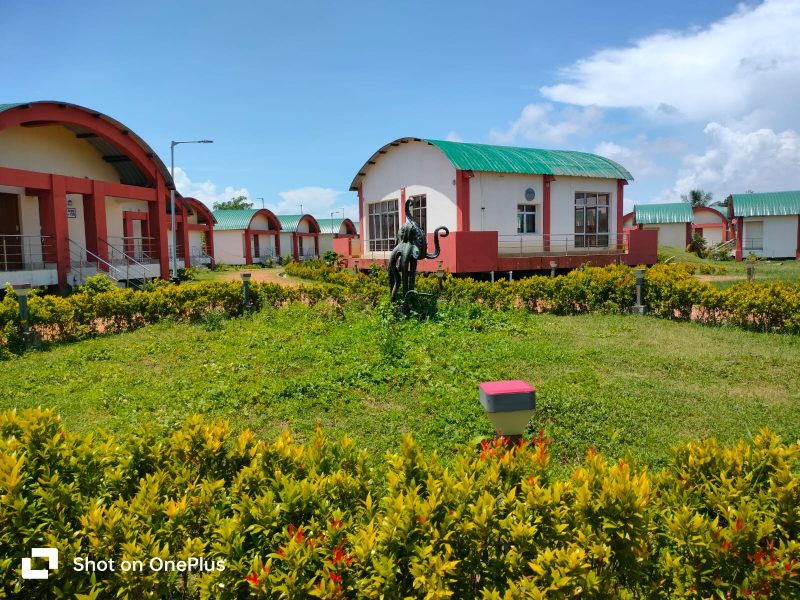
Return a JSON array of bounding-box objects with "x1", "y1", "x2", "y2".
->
[
  {"x1": 69, "y1": 239, "x2": 126, "y2": 286},
  {"x1": 191, "y1": 246, "x2": 214, "y2": 265},
  {"x1": 97, "y1": 238, "x2": 153, "y2": 285},
  {"x1": 497, "y1": 233, "x2": 628, "y2": 257},
  {"x1": 0, "y1": 235, "x2": 56, "y2": 271},
  {"x1": 299, "y1": 251, "x2": 318, "y2": 261},
  {"x1": 107, "y1": 236, "x2": 159, "y2": 264},
  {"x1": 742, "y1": 238, "x2": 764, "y2": 251}
]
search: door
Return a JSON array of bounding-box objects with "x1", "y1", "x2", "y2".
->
[
  {"x1": 744, "y1": 221, "x2": 763, "y2": 251},
  {"x1": 0, "y1": 193, "x2": 22, "y2": 270}
]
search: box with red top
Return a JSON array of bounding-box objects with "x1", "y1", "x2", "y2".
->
[{"x1": 479, "y1": 380, "x2": 536, "y2": 436}]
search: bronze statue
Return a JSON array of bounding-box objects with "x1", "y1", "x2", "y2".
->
[{"x1": 388, "y1": 198, "x2": 449, "y2": 305}]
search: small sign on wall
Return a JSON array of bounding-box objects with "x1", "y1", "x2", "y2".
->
[{"x1": 67, "y1": 208, "x2": 77, "y2": 219}]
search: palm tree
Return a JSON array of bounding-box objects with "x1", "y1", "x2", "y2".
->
[{"x1": 681, "y1": 189, "x2": 713, "y2": 207}]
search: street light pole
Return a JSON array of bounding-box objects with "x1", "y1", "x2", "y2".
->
[
  {"x1": 255, "y1": 197, "x2": 265, "y2": 209},
  {"x1": 170, "y1": 139, "x2": 213, "y2": 279}
]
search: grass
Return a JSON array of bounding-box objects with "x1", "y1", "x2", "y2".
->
[
  {"x1": 2, "y1": 302, "x2": 799, "y2": 474},
  {"x1": 659, "y1": 246, "x2": 800, "y2": 288}
]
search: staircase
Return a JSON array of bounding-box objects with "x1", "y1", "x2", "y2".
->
[{"x1": 68, "y1": 239, "x2": 152, "y2": 289}]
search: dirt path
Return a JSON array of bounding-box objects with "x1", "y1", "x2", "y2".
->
[
  {"x1": 695, "y1": 275, "x2": 745, "y2": 282},
  {"x1": 220, "y1": 269, "x2": 303, "y2": 287}
]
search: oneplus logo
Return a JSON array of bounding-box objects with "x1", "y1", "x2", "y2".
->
[{"x1": 22, "y1": 548, "x2": 59, "y2": 580}]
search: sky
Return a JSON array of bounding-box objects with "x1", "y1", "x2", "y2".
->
[{"x1": 3, "y1": 0, "x2": 800, "y2": 220}]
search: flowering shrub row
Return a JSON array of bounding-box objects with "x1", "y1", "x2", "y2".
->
[
  {"x1": 1, "y1": 409, "x2": 798, "y2": 598},
  {"x1": 287, "y1": 260, "x2": 800, "y2": 334}
]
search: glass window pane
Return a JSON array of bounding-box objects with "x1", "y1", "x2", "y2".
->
[
  {"x1": 586, "y1": 194, "x2": 597, "y2": 206},
  {"x1": 586, "y1": 207, "x2": 597, "y2": 233},
  {"x1": 598, "y1": 206, "x2": 608, "y2": 233},
  {"x1": 575, "y1": 207, "x2": 585, "y2": 232},
  {"x1": 575, "y1": 192, "x2": 585, "y2": 204}
]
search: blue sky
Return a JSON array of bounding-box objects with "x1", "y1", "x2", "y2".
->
[{"x1": 3, "y1": 0, "x2": 799, "y2": 220}]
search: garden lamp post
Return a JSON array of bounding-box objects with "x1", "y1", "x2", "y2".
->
[
  {"x1": 746, "y1": 258, "x2": 755, "y2": 282},
  {"x1": 479, "y1": 380, "x2": 536, "y2": 439},
  {"x1": 633, "y1": 268, "x2": 646, "y2": 315},
  {"x1": 12, "y1": 283, "x2": 31, "y2": 334},
  {"x1": 353, "y1": 259, "x2": 359, "y2": 273},
  {"x1": 171, "y1": 139, "x2": 213, "y2": 280},
  {"x1": 240, "y1": 272, "x2": 252, "y2": 312},
  {"x1": 436, "y1": 260, "x2": 444, "y2": 292},
  {"x1": 549, "y1": 260, "x2": 557, "y2": 278}
]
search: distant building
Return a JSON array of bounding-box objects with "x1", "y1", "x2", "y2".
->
[
  {"x1": 623, "y1": 203, "x2": 728, "y2": 248},
  {"x1": 276, "y1": 215, "x2": 321, "y2": 261},
  {"x1": 316, "y1": 217, "x2": 358, "y2": 255},
  {"x1": 341, "y1": 138, "x2": 656, "y2": 274},
  {"x1": 212, "y1": 208, "x2": 281, "y2": 265},
  {"x1": 0, "y1": 100, "x2": 207, "y2": 288},
  {"x1": 728, "y1": 191, "x2": 800, "y2": 260}
]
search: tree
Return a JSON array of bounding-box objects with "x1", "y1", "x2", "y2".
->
[
  {"x1": 213, "y1": 195, "x2": 253, "y2": 210},
  {"x1": 681, "y1": 189, "x2": 713, "y2": 207}
]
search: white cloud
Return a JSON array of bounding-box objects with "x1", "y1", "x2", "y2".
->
[
  {"x1": 270, "y1": 186, "x2": 359, "y2": 221},
  {"x1": 489, "y1": 103, "x2": 602, "y2": 145},
  {"x1": 173, "y1": 167, "x2": 249, "y2": 211},
  {"x1": 540, "y1": 0, "x2": 800, "y2": 127},
  {"x1": 445, "y1": 131, "x2": 463, "y2": 142},
  {"x1": 671, "y1": 123, "x2": 800, "y2": 197}
]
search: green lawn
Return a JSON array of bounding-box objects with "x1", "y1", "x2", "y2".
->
[
  {"x1": 659, "y1": 246, "x2": 800, "y2": 288},
  {"x1": 2, "y1": 304, "x2": 799, "y2": 474}
]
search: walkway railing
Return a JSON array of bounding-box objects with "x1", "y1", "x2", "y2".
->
[
  {"x1": 0, "y1": 235, "x2": 55, "y2": 271},
  {"x1": 68, "y1": 239, "x2": 127, "y2": 286},
  {"x1": 97, "y1": 238, "x2": 153, "y2": 285},
  {"x1": 107, "y1": 236, "x2": 159, "y2": 264},
  {"x1": 497, "y1": 233, "x2": 628, "y2": 257}
]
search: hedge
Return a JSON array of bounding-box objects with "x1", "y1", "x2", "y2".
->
[
  {"x1": 2, "y1": 262, "x2": 799, "y2": 357},
  {"x1": 0, "y1": 409, "x2": 798, "y2": 598},
  {"x1": 287, "y1": 261, "x2": 800, "y2": 334}
]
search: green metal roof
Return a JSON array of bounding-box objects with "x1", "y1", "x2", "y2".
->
[
  {"x1": 634, "y1": 203, "x2": 693, "y2": 225},
  {"x1": 212, "y1": 209, "x2": 261, "y2": 231},
  {"x1": 349, "y1": 138, "x2": 633, "y2": 190},
  {"x1": 731, "y1": 191, "x2": 800, "y2": 217},
  {"x1": 276, "y1": 214, "x2": 320, "y2": 233},
  {"x1": 0, "y1": 103, "x2": 25, "y2": 114},
  {"x1": 316, "y1": 218, "x2": 357, "y2": 235}
]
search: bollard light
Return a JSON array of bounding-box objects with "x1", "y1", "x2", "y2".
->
[
  {"x1": 632, "y1": 268, "x2": 646, "y2": 315},
  {"x1": 436, "y1": 260, "x2": 444, "y2": 291},
  {"x1": 508, "y1": 270, "x2": 513, "y2": 282},
  {"x1": 746, "y1": 259, "x2": 755, "y2": 282},
  {"x1": 549, "y1": 260, "x2": 557, "y2": 278},
  {"x1": 240, "y1": 272, "x2": 253, "y2": 312},
  {"x1": 12, "y1": 283, "x2": 31, "y2": 332},
  {"x1": 353, "y1": 259, "x2": 360, "y2": 273},
  {"x1": 479, "y1": 380, "x2": 536, "y2": 438}
]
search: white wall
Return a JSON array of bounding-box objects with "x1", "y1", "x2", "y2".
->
[
  {"x1": 279, "y1": 233, "x2": 293, "y2": 259},
  {"x1": 644, "y1": 223, "x2": 687, "y2": 249},
  {"x1": 214, "y1": 231, "x2": 246, "y2": 265},
  {"x1": 470, "y1": 173, "x2": 544, "y2": 234},
  {"x1": 361, "y1": 141, "x2": 456, "y2": 258},
  {"x1": 0, "y1": 125, "x2": 122, "y2": 182},
  {"x1": 693, "y1": 209, "x2": 727, "y2": 225},
  {"x1": 702, "y1": 227, "x2": 724, "y2": 245},
  {"x1": 745, "y1": 216, "x2": 797, "y2": 258}
]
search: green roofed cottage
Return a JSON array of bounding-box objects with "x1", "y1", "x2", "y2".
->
[{"x1": 342, "y1": 138, "x2": 657, "y2": 274}]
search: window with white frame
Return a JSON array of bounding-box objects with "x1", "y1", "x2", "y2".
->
[
  {"x1": 367, "y1": 199, "x2": 399, "y2": 251},
  {"x1": 409, "y1": 194, "x2": 427, "y2": 232},
  {"x1": 517, "y1": 204, "x2": 536, "y2": 234},
  {"x1": 574, "y1": 192, "x2": 610, "y2": 247}
]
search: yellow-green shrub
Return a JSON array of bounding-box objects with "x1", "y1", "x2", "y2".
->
[{"x1": 1, "y1": 409, "x2": 798, "y2": 598}]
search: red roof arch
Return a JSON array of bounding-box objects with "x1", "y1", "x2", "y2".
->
[{"x1": 0, "y1": 101, "x2": 173, "y2": 189}]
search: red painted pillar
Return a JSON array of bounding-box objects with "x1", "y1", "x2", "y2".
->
[
  {"x1": 616, "y1": 179, "x2": 625, "y2": 250},
  {"x1": 292, "y1": 233, "x2": 299, "y2": 260},
  {"x1": 314, "y1": 234, "x2": 319, "y2": 257},
  {"x1": 543, "y1": 175, "x2": 553, "y2": 251},
  {"x1": 400, "y1": 187, "x2": 406, "y2": 224},
  {"x1": 151, "y1": 176, "x2": 169, "y2": 279},
  {"x1": 735, "y1": 218, "x2": 744, "y2": 261},
  {"x1": 84, "y1": 180, "x2": 109, "y2": 266},
  {"x1": 244, "y1": 230, "x2": 253, "y2": 264},
  {"x1": 357, "y1": 184, "x2": 364, "y2": 255},
  {"x1": 39, "y1": 175, "x2": 70, "y2": 289},
  {"x1": 455, "y1": 170, "x2": 471, "y2": 232},
  {"x1": 206, "y1": 224, "x2": 215, "y2": 263},
  {"x1": 796, "y1": 215, "x2": 800, "y2": 259},
  {"x1": 686, "y1": 222, "x2": 692, "y2": 247},
  {"x1": 180, "y1": 204, "x2": 191, "y2": 267},
  {"x1": 274, "y1": 232, "x2": 281, "y2": 258}
]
